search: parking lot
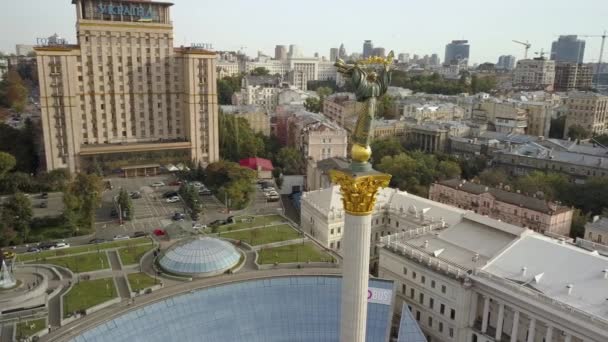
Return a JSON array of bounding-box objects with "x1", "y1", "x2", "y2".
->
[{"x1": 93, "y1": 175, "x2": 228, "y2": 240}]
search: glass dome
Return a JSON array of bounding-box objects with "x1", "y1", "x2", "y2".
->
[{"x1": 159, "y1": 237, "x2": 240, "y2": 277}]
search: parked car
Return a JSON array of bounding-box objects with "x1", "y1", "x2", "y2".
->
[
  {"x1": 110, "y1": 208, "x2": 118, "y2": 218},
  {"x1": 198, "y1": 188, "x2": 212, "y2": 196},
  {"x1": 169, "y1": 180, "x2": 183, "y2": 186},
  {"x1": 226, "y1": 216, "x2": 235, "y2": 223},
  {"x1": 130, "y1": 191, "x2": 142, "y2": 199},
  {"x1": 172, "y1": 212, "x2": 185, "y2": 221},
  {"x1": 153, "y1": 229, "x2": 166, "y2": 236},
  {"x1": 166, "y1": 196, "x2": 180, "y2": 203},
  {"x1": 162, "y1": 191, "x2": 179, "y2": 198},
  {"x1": 132, "y1": 231, "x2": 147, "y2": 238},
  {"x1": 192, "y1": 223, "x2": 207, "y2": 230},
  {"x1": 209, "y1": 219, "x2": 227, "y2": 227},
  {"x1": 113, "y1": 235, "x2": 130, "y2": 241},
  {"x1": 2, "y1": 250, "x2": 16, "y2": 259},
  {"x1": 40, "y1": 192, "x2": 49, "y2": 199},
  {"x1": 51, "y1": 242, "x2": 70, "y2": 249},
  {"x1": 38, "y1": 242, "x2": 56, "y2": 250},
  {"x1": 263, "y1": 187, "x2": 276, "y2": 193},
  {"x1": 39, "y1": 201, "x2": 48, "y2": 208},
  {"x1": 191, "y1": 181, "x2": 204, "y2": 188},
  {"x1": 150, "y1": 182, "x2": 165, "y2": 188},
  {"x1": 89, "y1": 238, "x2": 106, "y2": 244},
  {"x1": 27, "y1": 247, "x2": 41, "y2": 253}
]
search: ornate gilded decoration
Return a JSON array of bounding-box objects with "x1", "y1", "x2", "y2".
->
[
  {"x1": 329, "y1": 170, "x2": 391, "y2": 216},
  {"x1": 334, "y1": 51, "x2": 394, "y2": 165}
]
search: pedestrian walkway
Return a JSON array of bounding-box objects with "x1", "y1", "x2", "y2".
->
[
  {"x1": 107, "y1": 251, "x2": 122, "y2": 271},
  {"x1": 114, "y1": 276, "x2": 131, "y2": 299}
]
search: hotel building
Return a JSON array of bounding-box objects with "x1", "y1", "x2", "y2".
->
[{"x1": 35, "y1": 0, "x2": 219, "y2": 172}]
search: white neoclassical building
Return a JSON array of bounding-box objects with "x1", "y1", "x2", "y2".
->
[{"x1": 301, "y1": 186, "x2": 608, "y2": 342}]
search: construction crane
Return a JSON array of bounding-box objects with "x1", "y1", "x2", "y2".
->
[
  {"x1": 576, "y1": 31, "x2": 607, "y2": 88},
  {"x1": 513, "y1": 40, "x2": 532, "y2": 59},
  {"x1": 534, "y1": 49, "x2": 547, "y2": 59}
]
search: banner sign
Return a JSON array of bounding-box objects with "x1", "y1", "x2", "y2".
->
[{"x1": 367, "y1": 287, "x2": 392, "y2": 305}]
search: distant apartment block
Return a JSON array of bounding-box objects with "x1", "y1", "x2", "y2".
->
[
  {"x1": 513, "y1": 58, "x2": 556, "y2": 91},
  {"x1": 563, "y1": 91, "x2": 608, "y2": 137}
]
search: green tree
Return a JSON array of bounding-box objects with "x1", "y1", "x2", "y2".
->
[
  {"x1": 179, "y1": 184, "x2": 202, "y2": 220},
  {"x1": 0, "y1": 152, "x2": 16, "y2": 179},
  {"x1": 304, "y1": 97, "x2": 321, "y2": 113},
  {"x1": 513, "y1": 171, "x2": 569, "y2": 201},
  {"x1": 2, "y1": 69, "x2": 28, "y2": 112},
  {"x1": 459, "y1": 156, "x2": 488, "y2": 180},
  {"x1": 370, "y1": 137, "x2": 404, "y2": 166},
  {"x1": 276, "y1": 147, "x2": 305, "y2": 175},
  {"x1": 250, "y1": 67, "x2": 270, "y2": 76},
  {"x1": 117, "y1": 188, "x2": 133, "y2": 221},
  {"x1": 217, "y1": 79, "x2": 235, "y2": 105},
  {"x1": 218, "y1": 109, "x2": 266, "y2": 162},
  {"x1": 570, "y1": 209, "x2": 589, "y2": 239},
  {"x1": 477, "y1": 169, "x2": 510, "y2": 187},
  {"x1": 63, "y1": 173, "x2": 102, "y2": 233},
  {"x1": 437, "y1": 160, "x2": 461, "y2": 180},
  {"x1": 567, "y1": 124, "x2": 591, "y2": 141},
  {"x1": 1, "y1": 192, "x2": 32, "y2": 243},
  {"x1": 205, "y1": 161, "x2": 256, "y2": 210},
  {"x1": 377, "y1": 95, "x2": 396, "y2": 119},
  {"x1": 316, "y1": 86, "x2": 333, "y2": 98}
]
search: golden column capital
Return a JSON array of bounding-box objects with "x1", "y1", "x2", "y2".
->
[{"x1": 329, "y1": 169, "x2": 391, "y2": 216}]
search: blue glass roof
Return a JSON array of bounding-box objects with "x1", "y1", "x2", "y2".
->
[
  {"x1": 397, "y1": 303, "x2": 427, "y2": 342},
  {"x1": 159, "y1": 237, "x2": 240, "y2": 276},
  {"x1": 69, "y1": 276, "x2": 394, "y2": 342}
]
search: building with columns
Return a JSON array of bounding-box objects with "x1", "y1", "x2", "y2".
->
[
  {"x1": 301, "y1": 184, "x2": 607, "y2": 342},
  {"x1": 35, "y1": 0, "x2": 219, "y2": 172},
  {"x1": 378, "y1": 210, "x2": 608, "y2": 342}
]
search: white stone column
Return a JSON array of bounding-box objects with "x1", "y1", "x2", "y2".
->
[
  {"x1": 511, "y1": 310, "x2": 520, "y2": 342},
  {"x1": 495, "y1": 303, "x2": 505, "y2": 340},
  {"x1": 527, "y1": 318, "x2": 536, "y2": 342},
  {"x1": 468, "y1": 292, "x2": 479, "y2": 326},
  {"x1": 545, "y1": 325, "x2": 553, "y2": 342},
  {"x1": 564, "y1": 333, "x2": 572, "y2": 342},
  {"x1": 481, "y1": 295, "x2": 491, "y2": 333},
  {"x1": 340, "y1": 213, "x2": 373, "y2": 342}
]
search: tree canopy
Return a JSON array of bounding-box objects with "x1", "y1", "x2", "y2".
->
[
  {"x1": 276, "y1": 147, "x2": 305, "y2": 175},
  {"x1": 567, "y1": 124, "x2": 591, "y2": 141},
  {"x1": 250, "y1": 67, "x2": 270, "y2": 76},
  {"x1": 205, "y1": 160, "x2": 256, "y2": 210}
]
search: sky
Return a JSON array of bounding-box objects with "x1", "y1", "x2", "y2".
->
[{"x1": 1, "y1": 0, "x2": 607, "y2": 64}]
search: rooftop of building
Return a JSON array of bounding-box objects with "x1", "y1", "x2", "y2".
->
[
  {"x1": 482, "y1": 233, "x2": 608, "y2": 320},
  {"x1": 435, "y1": 179, "x2": 571, "y2": 214},
  {"x1": 220, "y1": 105, "x2": 266, "y2": 114},
  {"x1": 239, "y1": 157, "x2": 273, "y2": 171},
  {"x1": 67, "y1": 276, "x2": 406, "y2": 342},
  {"x1": 497, "y1": 142, "x2": 608, "y2": 169},
  {"x1": 585, "y1": 216, "x2": 608, "y2": 233}
]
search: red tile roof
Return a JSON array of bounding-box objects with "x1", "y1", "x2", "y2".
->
[{"x1": 239, "y1": 157, "x2": 274, "y2": 171}]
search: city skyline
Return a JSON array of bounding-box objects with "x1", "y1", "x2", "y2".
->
[{"x1": 0, "y1": 0, "x2": 606, "y2": 64}]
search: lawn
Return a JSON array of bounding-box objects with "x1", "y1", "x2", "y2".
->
[
  {"x1": 16, "y1": 318, "x2": 46, "y2": 338},
  {"x1": 127, "y1": 272, "x2": 159, "y2": 292},
  {"x1": 118, "y1": 244, "x2": 154, "y2": 265},
  {"x1": 214, "y1": 215, "x2": 287, "y2": 233},
  {"x1": 221, "y1": 224, "x2": 301, "y2": 246},
  {"x1": 63, "y1": 278, "x2": 117, "y2": 318},
  {"x1": 42, "y1": 252, "x2": 110, "y2": 273},
  {"x1": 258, "y1": 242, "x2": 335, "y2": 264},
  {"x1": 18, "y1": 237, "x2": 152, "y2": 262}
]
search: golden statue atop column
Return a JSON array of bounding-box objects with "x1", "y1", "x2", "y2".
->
[{"x1": 330, "y1": 52, "x2": 394, "y2": 342}]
